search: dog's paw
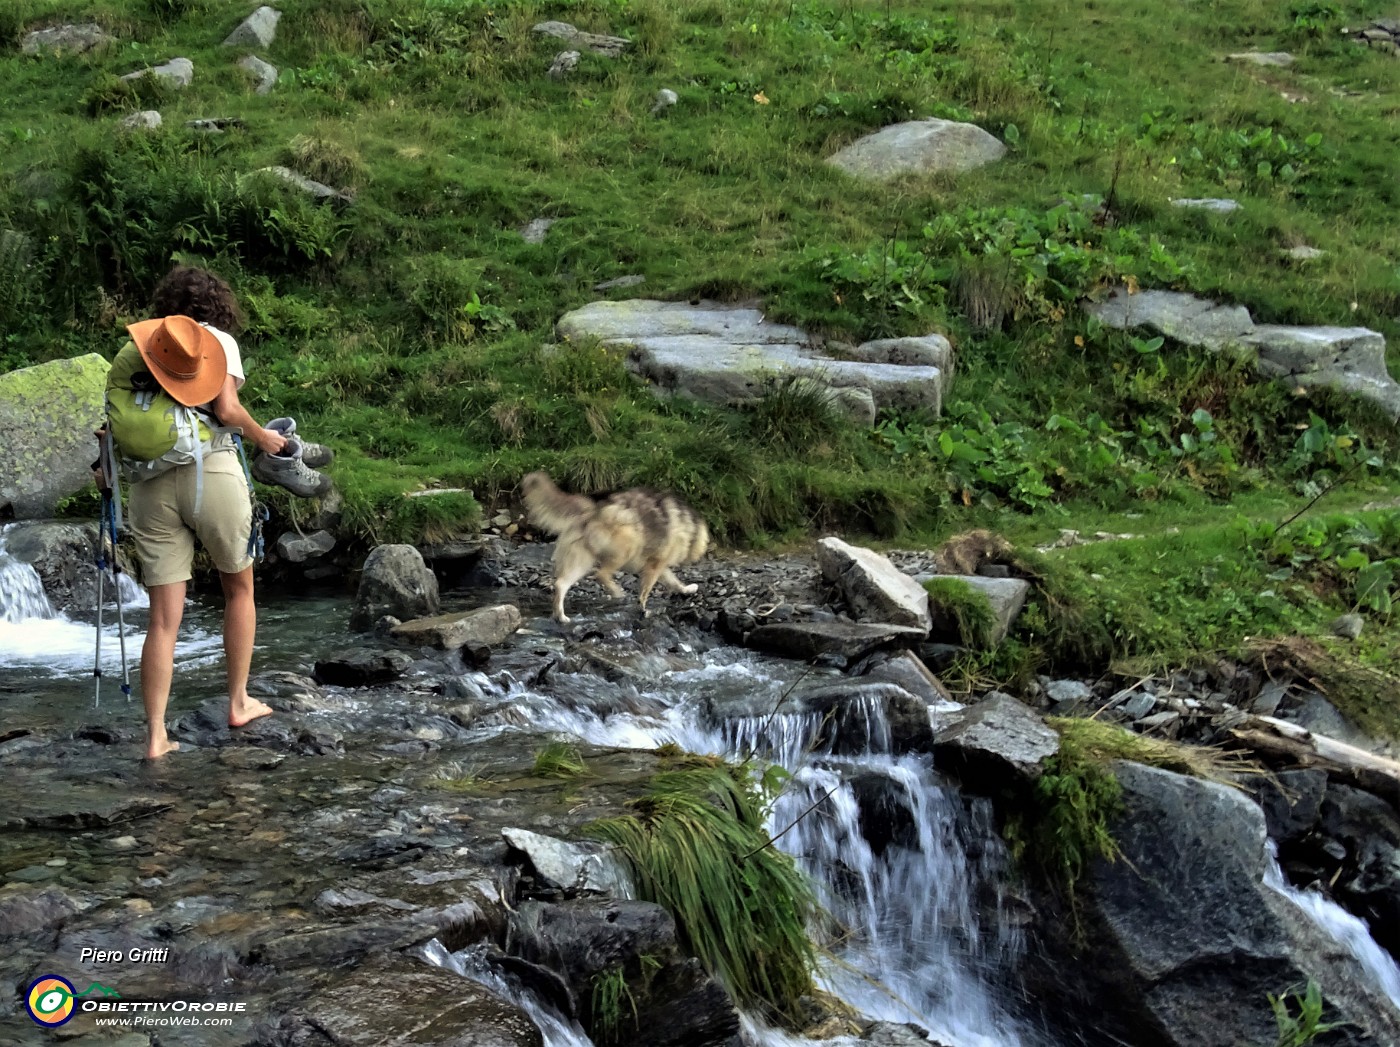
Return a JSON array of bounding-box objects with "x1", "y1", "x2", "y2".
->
[{"x1": 680, "y1": 583, "x2": 699, "y2": 595}]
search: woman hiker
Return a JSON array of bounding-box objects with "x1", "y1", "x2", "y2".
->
[{"x1": 102, "y1": 266, "x2": 328, "y2": 759}]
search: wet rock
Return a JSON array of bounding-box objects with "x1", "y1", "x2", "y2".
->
[
  {"x1": 502, "y1": 828, "x2": 631, "y2": 896},
  {"x1": 745, "y1": 620, "x2": 925, "y2": 662},
  {"x1": 275, "y1": 529, "x2": 335, "y2": 563},
  {"x1": 1249, "y1": 768, "x2": 1327, "y2": 845},
  {"x1": 314, "y1": 647, "x2": 413, "y2": 686},
  {"x1": 854, "y1": 649, "x2": 953, "y2": 705},
  {"x1": 0, "y1": 521, "x2": 120, "y2": 615},
  {"x1": 818, "y1": 538, "x2": 932, "y2": 632},
  {"x1": 0, "y1": 886, "x2": 91, "y2": 938},
  {"x1": 850, "y1": 771, "x2": 919, "y2": 855},
  {"x1": 0, "y1": 790, "x2": 170, "y2": 832},
  {"x1": 932, "y1": 691, "x2": 1059, "y2": 787},
  {"x1": 392, "y1": 605, "x2": 522, "y2": 652},
  {"x1": 248, "y1": 670, "x2": 333, "y2": 712},
  {"x1": 266, "y1": 953, "x2": 543, "y2": 1047},
  {"x1": 1320, "y1": 784, "x2": 1400, "y2": 956},
  {"x1": 1286, "y1": 691, "x2": 1373, "y2": 750},
  {"x1": 1048, "y1": 762, "x2": 1400, "y2": 1047},
  {"x1": 506, "y1": 898, "x2": 739, "y2": 1047},
  {"x1": 351, "y1": 544, "x2": 439, "y2": 631}
]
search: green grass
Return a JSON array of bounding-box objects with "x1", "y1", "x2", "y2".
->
[
  {"x1": 4, "y1": 0, "x2": 1400, "y2": 658},
  {"x1": 532, "y1": 738, "x2": 589, "y2": 779}
]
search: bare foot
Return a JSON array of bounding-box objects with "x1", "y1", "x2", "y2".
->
[
  {"x1": 145, "y1": 737, "x2": 181, "y2": 761},
  {"x1": 229, "y1": 698, "x2": 274, "y2": 728}
]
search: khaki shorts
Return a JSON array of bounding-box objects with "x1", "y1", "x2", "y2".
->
[{"x1": 128, "y1": 451, "x2": 253, "y2": 585}]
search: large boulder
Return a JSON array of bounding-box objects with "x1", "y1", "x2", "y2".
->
[
  {"x1": 556, "y1": 300, "x2": 950, "y2": 424},
  {"x1": 825, "y1": 119, "x2": 1007, "y2": 181},
  {"x1": 351, "y1": 545, "x2": 439, "y2": 631},
  {"x1": 1086, "y1": 288, "x2": 1400, "y2": 418},
  {"x1": 818, "y1": 537, "x2": 932, "y2": 632},
  {"x1": 1046, "y1": 761, "x2": 1400, "y2": 1047},
  {"x1": 931, "y1": 691, "x2": 1059, "y2": 788},
  {"x1": 0, "y1": 354, "x2": 109, "y2": 519},
  {"x1": 223, "y1": 6, "x2": 281, "y2": 49}
]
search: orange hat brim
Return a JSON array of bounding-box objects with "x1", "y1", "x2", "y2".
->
[{"x1": 126, "y1": 317, "x2": 228, "y2": 407}]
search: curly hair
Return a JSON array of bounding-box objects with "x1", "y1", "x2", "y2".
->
[{"x1": 150, "y1": 266, "x2": 244, "y2": 333}]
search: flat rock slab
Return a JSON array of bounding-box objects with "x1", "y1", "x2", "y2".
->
[
  {"x1": 532, "y1": 20, "x2": 629, "y2": 57},
  {"x1": 557, "y1": 300, "x2": 950, "y2": 422},
  {"x1": 22, "y1": 24, "x2": 114, "y2": 54},
  {"x1": 0, "y1": 353, "x2": 109, "y2": 518},
  {"x1": 1227, "y1": 51, "x2": 1294, "y2": 66},
  {"x1": 392, "y1": 604, "x2": 522, "y2": 651},
  {"x1": 1, "y1": 791, "x2": 171, "y2": 833},
  {"x1": 1170, "y1": 198, "x2": 1241, "y2": 213},
  {"x1": 826, "y1": 119, "x2": 1006, "y2": 181},
  {"x1": 746, "y1": 620, "x2": 926, "y2": 663},
  {"x1": 502, "y1": 828, "x2": 630, "y2": 894},
  {"x1": 818, "y1": 537, "x2": 931, "y2": 632},
  {"x1": 249, "y1": 165, "x2": 352, "y2": 204},
  {"x1": 1087, "y1": 288, "x2": 1400, "y2": 418}
]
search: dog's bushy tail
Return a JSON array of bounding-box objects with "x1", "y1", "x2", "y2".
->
[{"x1": 521, "y1": 471, "x2": 595, "y2": 535}]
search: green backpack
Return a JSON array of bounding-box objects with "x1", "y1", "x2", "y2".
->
[{"x1": 104, "y1": 340, "x2": 233, "y2": 480}]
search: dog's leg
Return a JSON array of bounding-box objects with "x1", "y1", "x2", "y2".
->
[
  {"x1": 551, "y1": 540, "x2": 594, "y2": 624},
  {"x1": 637, "y1": 560, "x2": 666, "y2": 616},
  {"x1": 660, "y1": 568, "x2": 699, "y2": 595},
  {"x1": 593, "y1": 551, "x2": 628, "y2": 599}
]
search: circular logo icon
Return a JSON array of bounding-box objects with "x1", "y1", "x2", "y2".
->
[{"x1": 26, "y1": 975, "x2": 77, "y2": 1027}]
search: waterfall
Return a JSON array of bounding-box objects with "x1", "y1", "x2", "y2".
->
[
  {"x1": 1264, "y1": 843, "x2": 1400, "y2": 1008},
  {"x1": 0, "y1": 530, "x2": 56, "y2": 623}
]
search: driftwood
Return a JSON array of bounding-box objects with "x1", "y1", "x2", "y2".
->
[{"x1": 1228, "y1": 714, "x2": 1400, "y2": 803}]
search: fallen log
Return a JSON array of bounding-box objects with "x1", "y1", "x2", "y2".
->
[{"x1": 1228, "y1": 714, "x2": 1400, "y2": 804}]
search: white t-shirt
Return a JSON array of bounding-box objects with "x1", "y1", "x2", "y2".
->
[{"x1": 204, "y1": 324, "x2": 246, "y2": 391}]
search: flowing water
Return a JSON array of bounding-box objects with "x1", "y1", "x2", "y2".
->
[{"x1": 4, "y1": 522, "x2": 1399, "y2": 1046}]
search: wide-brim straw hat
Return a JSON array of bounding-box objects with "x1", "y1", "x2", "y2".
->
[{"x1": 125, "y1": 315, "x2": 228, "y2": 407}]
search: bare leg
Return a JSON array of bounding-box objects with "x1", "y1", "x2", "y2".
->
[
  {"x1": 141, "y1": 583, "x2": 186, "y2": 760},
  {"x1": 221, "y1": 566, "x2": 272, "y2": 728},
  {"x1": 660, "y1": 568, "x2": 698, "y2": 595}
]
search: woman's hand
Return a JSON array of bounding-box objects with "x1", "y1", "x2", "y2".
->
[{"x1": 254, "y1": 428, "x2": 288, "y2": 456}]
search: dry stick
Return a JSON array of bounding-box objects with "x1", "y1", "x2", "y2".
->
[
  {"x1": 1274, "y1": 460, "x2": 1366, "y2": 535},
  {"x1": 741, "y1": 785, "x2": 840, "y2": 861}
]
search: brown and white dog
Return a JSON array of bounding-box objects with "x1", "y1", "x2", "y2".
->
[{"x1": 521, "y1": 471, "x2": 709, "y2": 623}]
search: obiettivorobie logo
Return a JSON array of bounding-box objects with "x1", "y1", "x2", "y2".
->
[{"x1": 25, "y1": 976, "x2": 120, "y2": 1027}]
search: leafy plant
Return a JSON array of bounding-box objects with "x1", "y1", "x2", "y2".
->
[
  {"x1": 587, "y1": 762, "x2": 820, "y2": 1025},
  {"x1": 1270, "y1": 979, "x2": 1343, "y2": 1047}
]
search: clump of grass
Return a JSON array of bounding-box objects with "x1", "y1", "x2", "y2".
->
[
  {"x1": 586, "y1": 763, "x2": 820, "y2": 1026},
  {"x1": 533, "y1": 739, "x2": 588, "y2": 779},
  {"x1": 924, "y1": 577, "x2": 998, "y2": 648},
  {"x1": 1047, "y1": 716, "x2": 1261, "y2": 786},
  {"x1": 432, "y1": 760, "x2": 490, "y2": 792},
  {"x1": 284, "y1": 134, "x2": 366, "y2": 189},
  {"x1": 588, "y1": 964, "x2": 638, "y2": 1045}
]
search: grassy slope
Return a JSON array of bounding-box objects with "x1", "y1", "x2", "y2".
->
[{"x1": 3, "y1": 0, "x2": 1399, "y2": 674}]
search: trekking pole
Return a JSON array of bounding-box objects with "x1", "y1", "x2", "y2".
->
[
  {"x1": 93, "y1": 517, "x2": 105, "y2": 709},
  {"x1": 103, "y1": 492, "x2": 132, "y2": 702}
]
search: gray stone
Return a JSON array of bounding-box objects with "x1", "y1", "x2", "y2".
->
[
  {"x1": 933, "y1": 691, "x2": 1060, "y2": 785},
  {"x1": 391, "y1": 604, "x2": 522, "y2": 651},
  {"x1": 351, "y1": 544, "x2": 439, "y2": 632},
  {"x1": 652, "y1": 88, "x2": 679, "y2": 114},
  {"x1": 121, "y1": 57, "x2": 194, "y2": 89},
  {"x1": 22, "y1": 24, "x2": 114, "y2": 54},
  {"x1": 1227, "y1": 51, "x2": 1295, "y2": 66},
  {"x1": 222, "y1": 6, "x2": 282, "y2": 49},
  {"x1": 1120, "y1": 692, "x2": 1157, "y2": 720},
  {"x1": 1250, "y1": 768, "x2": 1327, "y2": 844},
  {"x1": 119, "y1": 110, "x2": 162, "y2": 131},
  {"x1": 238, "y1": 54, "x2": 278, "y2": 94},
  {"x1": 594, "y1": 274, "x2": 646, "y2": 291},
  {"x1": 818, "y1": 537, "x2": 931, "y2": 632},
  {"x1": 546, "y1": 51, "x2": 579, "y2": 81},
  {"x1": 1285, "y1": 245, "x2": 1326, "y2": 261},
  {"x1": 0, "y1": 520, "x2": 129, "y2": 616},
  {"x1": 274, "y1": 529, "x2": 335, "y2": 563},
  {"x1": 313, "y1": 647, "x2": 413, "y2": 687},
  {"x1": 248, "y1": 165, "x2": 351, "y2": 204},
  {"x1": 501, "y1": 828, "x2": 630, "y2": 894},
  {"x1": 926, "y1": 575, "x2": 1030, "y2": 646},
  {"x1": 532, "y1": 21, "x2": 630, "y2": 57},
  {"x1": 0, "y1": 354, "x2": 109, "y2": 519},
  {"x1": 557, "y1": 300, "x2": 949, "y2": 421},
  {"x1": 1289, "y1": 691, "x2": 1372, "y2": 750},
  {"x1": 520, "y1": 217, "x2": 556, "y2": 243},
  {"x1": 1066, "y1": 762, "x2": 1400, "y2": 1047},
  {"x1": 1251, "y1": 680, "x2": 1289, "y2": 716},
  {"x1": 1086, "y1": 289, "x2": 1255, "y2": 350},
  {"x1": 826, "y1": 119, "x2": 1006, "y2": 181},
  {"x1": 1169, "y1": 197, "x2": 1241, "y2": 213},
  {"x1": 1331, "y1": 612, "x2": 1365, "y2": 639}
]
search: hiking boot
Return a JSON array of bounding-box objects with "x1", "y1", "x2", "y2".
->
[
  {"x1": 252, "y1": 438, "x2": 332, "y2": 498},
  {"x1": 267, "y1": 417, "x2": 333, "y2": 468}
]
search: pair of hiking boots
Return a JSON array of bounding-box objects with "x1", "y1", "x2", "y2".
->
[{"x1": 251, "y1": 417, "x2": 334, "y2": 498}]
